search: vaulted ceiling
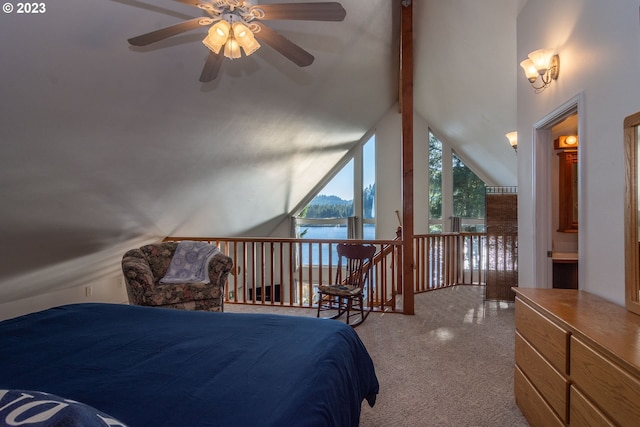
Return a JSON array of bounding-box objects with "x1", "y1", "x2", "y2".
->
[{"x1": 0, "y1": 0, "x2": 522, "y2": 297}]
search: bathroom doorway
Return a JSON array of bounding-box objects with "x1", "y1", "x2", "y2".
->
[
  {"x1": 550, "y1": 113, "x2": 579, "y2": 289},
  {"x1": 532, "y1": 94, "x2": 582, "y2": 289}
]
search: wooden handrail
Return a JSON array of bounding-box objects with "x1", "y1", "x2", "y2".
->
[
  {"x1": 164, "y1": 236, "x2": 403, "y2": 312},
  {"x1": 163, "y1": 230, "x2": 516, "y2": 311}
]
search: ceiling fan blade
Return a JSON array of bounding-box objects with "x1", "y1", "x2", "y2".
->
[
  {"x1": 252, "y1": 22, "x2": 314, "y2": 67},
  {"x1": 111, "y1": 0, "x2": 194, "y2": 20},
  {"x1": 250, "y1": 2, "x2": 346, "y2": 21},
  {"x1": 128, "y1": 17, "x2": 206, "y2": 46},
  {"x1": 172, "y1": 0, "x2": 205, "y2": 7},
  {"x1": 200, "y1": 51, "x2": 223, "y2": 82}
]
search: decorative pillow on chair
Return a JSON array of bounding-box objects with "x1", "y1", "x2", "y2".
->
[{"x1": 0, "y1": 390, "x2": 127, "y2": 427}]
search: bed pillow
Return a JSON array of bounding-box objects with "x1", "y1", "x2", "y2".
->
[{"x1": 0, "y1": 390, "x2": 127, "y2": 427}]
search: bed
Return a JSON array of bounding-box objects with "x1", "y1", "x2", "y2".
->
[{"x1": 0, "y1": 303, "x2": 379, "y2": 427}]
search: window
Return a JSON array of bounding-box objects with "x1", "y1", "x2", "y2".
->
[
  {"x1": 363, "y1": 136, "x2": 376, "y2": 239},
  {"x1": 296, "y1": 135, "x2": 376, "y2": 265},
  {"x1": 453, "y1": 153, "x2": 486, "y2": 232},
  {"x1": 429, "y1": 134, "x2": 443, "y2": 233},
  {"x1": 297, "y1": 159, "x2": 354, "y2": 242},
  {"x1": 429, "y1": 131, "x2": 486, "y2": 233}
]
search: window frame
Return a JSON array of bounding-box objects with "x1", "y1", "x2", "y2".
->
[
  {"x1": 429, "y1": 130, "x2": 487, "y2": 233},
  {"x1": 294, "y1": 135, "x2": 376, "y2": 240}
]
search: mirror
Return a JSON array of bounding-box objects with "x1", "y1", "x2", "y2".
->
[{"x1": 624, "y1": 112, "x2": 640, "y2": 315}]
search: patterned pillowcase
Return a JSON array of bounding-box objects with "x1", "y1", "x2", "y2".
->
[{"x1": 0, "y1": 390, "x2": 127, "y2": 427}]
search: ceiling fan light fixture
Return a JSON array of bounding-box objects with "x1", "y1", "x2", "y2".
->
[
  {"x1": 224, "y1": 35, "x2": 242, "y2": 59},
  {"x1": 239, "y1": 37, "x2": 261, "y2": 56},
  {"x1": 232, "y1": 22, "x2": 260, "y2": 56},
  {"x1": 203, "y1": 20, "x2": 231, "y2": 54},
  {"x1": 232, "y1": 21, "x2": 249, "y2": 38}
]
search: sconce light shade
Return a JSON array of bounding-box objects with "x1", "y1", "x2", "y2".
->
[
  {"x1": 519, "y1": 59, "x2": 539, "y2": 82},
  {"x1": 520, "y1": 48, "x2": 560, "y2": 93},
  {"x1": 527, "y1": 48, "x2": 556, "y2": 75},
  {"x1": 506, "y1": 131, "x2": 518, "y2": 152}
]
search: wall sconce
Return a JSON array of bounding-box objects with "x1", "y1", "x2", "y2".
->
[
  {"x1": 506, "y1": 131, "x2": 518, "y2": 153},
  {"x1": 520, "y1": 48, "x2": 560, "y2": 93}
]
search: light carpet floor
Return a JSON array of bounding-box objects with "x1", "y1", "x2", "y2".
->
[{"x1": 228, "y1": 285, "x2": 529, "y2": 427}]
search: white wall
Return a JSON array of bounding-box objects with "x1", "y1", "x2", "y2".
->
[
  {"x1": 517, "y1": 0, "x2": 640, "y2": 305},
  {"x1": 0, "y1": 237, "x2": 155, "y2": 320},
  {"x1": 373, "y1": 104, "x2": 430, "y2": 239},
  {"x1": 413, "y1": 114, "x2": 431, "y2": 235},
  {"x1": 0, "y1": 276, "x2": 129, "y2": 321},
  {"x1": 374, "y1": 106, "x2": 403, "y2": 239}
]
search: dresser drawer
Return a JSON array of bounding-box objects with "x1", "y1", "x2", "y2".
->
[
  {"x1": 514, "y1": 365, "x2": 564, "y2": 427},
  {"x1": 570, "y1": 386, "x2": 614, "y2": 427},
  {"x1": 571, "y1": 336, "x2": 640, "y2": 426},
  {"x1": 515, "y1": 298, "x2": 570, "y2": 374},
  {"x1": 515, "y1": 332, "x2": 568, "y2": 422}
]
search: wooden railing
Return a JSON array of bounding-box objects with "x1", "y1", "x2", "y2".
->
[
  {"x1": 164, "y1": 232, "x2": 510, "y2": 313},
  {"x1": 413, "y1": 233, "x2": 487, "y2": 292},
  {"x1": 164, "y1": 236, "x2": 403, "y2": 313}
]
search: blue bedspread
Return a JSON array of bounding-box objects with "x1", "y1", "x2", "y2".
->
[{"x1": 0, "y1": 303, "x2": 379, "y2": 427}]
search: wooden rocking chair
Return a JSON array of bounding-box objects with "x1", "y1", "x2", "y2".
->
[{"x1": 316, "y1": 243, "x2": 376, "y2": 327}]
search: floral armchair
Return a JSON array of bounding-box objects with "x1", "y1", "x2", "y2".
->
[{"x1": 122, "y1": 241, "x2": 233, "y2": 312}]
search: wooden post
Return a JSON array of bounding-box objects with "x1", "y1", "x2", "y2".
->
[{"x1": 400, "y1": 0, "x2": 415, "y2": 315}]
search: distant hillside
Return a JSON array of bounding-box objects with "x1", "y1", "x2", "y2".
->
[
  {"x1": 301, "y1": 194, "x2": 353, "y2": 219},
  {"x1": 301, "y1": 185, "x2": 375, "y2": 219},
  {"x1": 308, "y1": 195, "x2": 352, "y2": 205}
]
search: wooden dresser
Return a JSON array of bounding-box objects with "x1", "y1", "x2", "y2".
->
[{"x1": 513, "y1": 288, "x2": 640, "y2": 426}]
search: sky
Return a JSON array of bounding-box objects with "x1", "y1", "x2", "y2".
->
[{"x1": 318, "y1": 136, "x2": 375, "y2": 200}]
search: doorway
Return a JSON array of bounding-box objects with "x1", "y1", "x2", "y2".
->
[
  {"x1": 550, "y1": 114, "x2": 579, "y2": 288},
  {"x1": 533, "y1": 95, "x2": 582, "y2": 289}
]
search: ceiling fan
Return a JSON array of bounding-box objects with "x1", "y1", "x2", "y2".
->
[{"x1": 128, "y1": 0, "x2": 346, "y2": 82}]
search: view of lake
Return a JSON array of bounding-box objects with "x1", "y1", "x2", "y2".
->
[{"x1": 300, "y1": 224, "x2": 376, "y2": 265}]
